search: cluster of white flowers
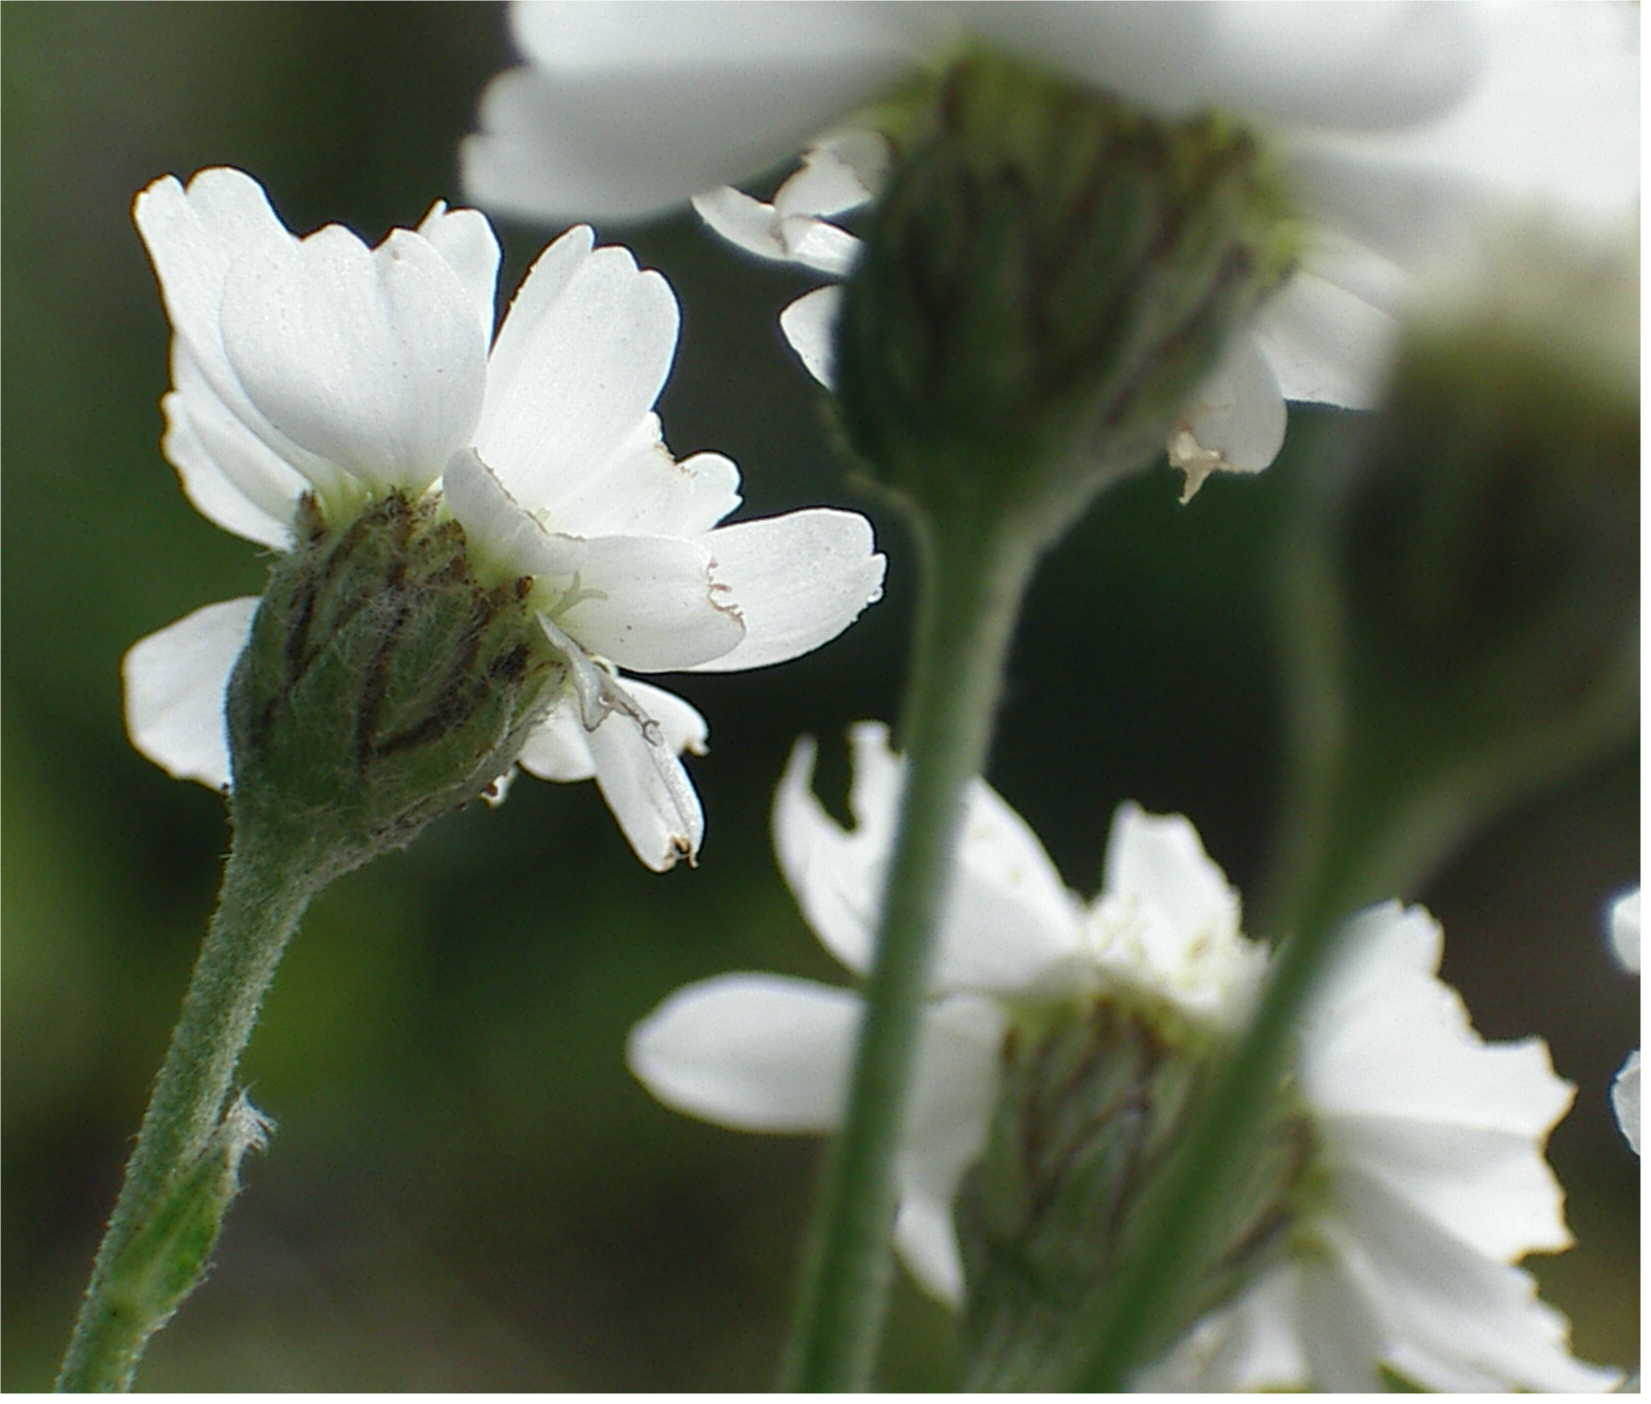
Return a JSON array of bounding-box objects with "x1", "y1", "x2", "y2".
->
[
  {"x1": 114, "y1": 1, "x2": 1637, "y2": 1388},
  {"x1": 126, "y1": 169, "x2": 885, "y2": 869},
  {"x1": 630, "y1": 723, "x2": 1618, "y2": 1391}
]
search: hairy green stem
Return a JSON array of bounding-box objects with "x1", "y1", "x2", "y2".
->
[
  {"x1": 781, "y1": 507, "x2": 1040, "y2": 1392},
  {"x1": 56, "y1": 819, "x2": 322, "y2": 1392}
]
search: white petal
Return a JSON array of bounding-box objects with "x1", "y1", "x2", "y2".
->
[
  {"x1": 684, "y1": 509, "x2": 884, "y2": 673},
  {"x1": 162, "y1": 352, "x2": 301, "y2": 550},
  {"x1": 1090, "y1": 802, "x2": 1260, "y2": 1022},
  {"x1": 893, "y1": 994, "x2": 1007, "y2": 1303},
  {"x1": 621, "y1": 679, "x2": 708, "y2": 754},
  {"x1": 134, "y1": 170, "x2": 351, "y2": 501},
  {"x1": 843, "y1": 719, "x2": 904, "y2": 849},
  {"x1": 774, "y1": 132, "x2": 888, "y2": 221},
  {"x1": 892, "y1": 1193, "x2": 963, "y2": 1308},
  {"x1": 1612, "y1": 1050, "x2": 1640, "y2": 1155},
  {"x1": 1609, "y1": 887, "x2": 1640, "y2": 974},
  {"x1": 555, "y1": 533, "x2": 745, "y2": 672},
  {"x1": 1330, "y1": 1173, "x2": 1620, "y2": 1391},
  {"x1": 415, "y1": 200, "x2": 501, "y2": 338},
  {"x1": 586, "y1": 696, "x2": 704, "y2": 870},
  {"x1": 1312, "y1": 900, "x2": 1441, "y2": 1013},
  {"x1": 517, "y1": 675, "x2": 704, "y2": 784},
  {"x1": 1293, "y1": 1249, "x2": 1389, "y2": 1393},
  {"x1": 1305, "y1": 976, "x2": 1575, "y2": 1139},
  {"x1": 516, "y1": 695, "x2": 596, "y2": 783},
  {"x1": 966, "y1": 2, "x2": 1482, "y2": 129},
  {"x1": 779, "y1": 285, "x2": 842, "y2": 388},
  {"x1": 478, "y1": 231, "x2": 680, "y2": 517},
  {"x1": 531, "y1": 414, "x2": 742, "y2": 539},
  {"x1": 1307, "y1": 904, "x2": 1578, "y2": 1148},
  {"x1": 1293, "y1": 2, "x2": 1637, "y2": 256},
  {"x1": 772, "y1": 733, "x2": 882, "y2": 976},
  {"x1": 220, "y1": 224, "x2": 488, "y2": 494},
  {"x1": 1321, "y1": 1113, "x2": 1572, "y2": 1260},
  {"x1": 1168, "y1": 338, "x2": 1286, "y2": 502},
  {"x1": 692, "y1": 185, "x2": 794, "y2": 264},
  {"x1": 933, "y1": 778, "x2": 1088, "y2": 996},
  {"x1": 134, "y1": 171, "x2": 287, "y2": 349},
  {"x1": 455, "y1": 422, "x2": 739, "y2": 571},
  {"x1": 776, "y1": 215, "x2": 861, "y2": 278},
  {"x1": 773, "y1": 725, "x2": 1087, "y2": 996},
  {"x1": 1138, "y1": 1265, "x2": 1309, "y2": 1391},
  {"x1": 122, "y1": 597, "x2": 259, "y2": 790},
  {"x1": 627, "y1": 972, "x2": 859, "y2": 1130},
  {"x1": 1251, "y1": 268, "x2": 1399, "y2": 409},
  {"x1": 463, "y1": 2, "x2": 913, "y2": 221},
  {"x1": 442, "y1": 447, "x2": 582, "y2": 581},
  {"x1": 1159, "y1": 1268, "x2": 1313, "y2": 1390},
  {"x1": 693, "y1": 183, "x2": 860, "y2": 278}
]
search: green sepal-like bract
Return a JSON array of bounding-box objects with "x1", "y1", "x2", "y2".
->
[
  {"x1": 227, "y1": 491, "x2": 566, "y2": 880},
  {"x1": 99, "y1": 1094, "x2": 272, "y2": 1344}
]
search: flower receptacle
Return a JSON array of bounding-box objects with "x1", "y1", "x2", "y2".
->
[
  {"x1": 955, "y1": 994, "x2": 1312, "y2": 1391},
  {"x1": 832, "y1": 48, "x2": 1299, "y2": 547},
  {"x1": 226, "y1": 491, "x2": 567, "y2": 878}
]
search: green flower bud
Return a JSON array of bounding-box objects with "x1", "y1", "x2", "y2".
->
[
  {"x1": 955, "y1": 995, "x2": 1312, "y2": 1391},
  {"x1": 226, "y1": 491, "x2": 566, "y2": 880},
  {"x1": 833, "y1": 48, "x2": 1298, "y2": 545},
  {"x1": 102, "y1": 1094, "x2": 271, "y2": 1342}
]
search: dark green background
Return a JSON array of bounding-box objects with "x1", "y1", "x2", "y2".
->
[{"x1": 3, "y1": 3, "x2": 1638, "y2": 1390}]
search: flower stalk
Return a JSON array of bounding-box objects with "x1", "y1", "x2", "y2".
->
[
  {"x1": 781, "y1": 497, "x2": 1038, "y2": 1392},
  {"x1": 64, "y1": 488, "x2": 567, "y2": 1390},
  {"x1": 55, "y1": 821, "x2": 321, "y2": 1391}
]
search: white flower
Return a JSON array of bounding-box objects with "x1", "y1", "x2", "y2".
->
[
  {"x1": 124, "y1": 168, "x2": 885, "y2": 870},
  {"x1": 463, "y1": 2, "x2": 1637, "y2": 496},
  {"x1": 1607, "y1": 887, "x2": 1640, "y2": 1154},
  {"x1": 628, "y1": 722, "x2": 1615, "y2": 1390}
]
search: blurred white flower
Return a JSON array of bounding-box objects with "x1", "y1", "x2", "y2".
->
[
  {"x1": 628, "y1": 722, "x2": 1615, "y2": 1389},
  {"x1": 1607, "y1": 888, "x2": 1640, "y2": 1153},
  {"x1": 464, "y1": 2, "x2": 1637, "y2": 495},
  {"x1": 123, "y1": 168, "x2": 884, "y2": 870}
]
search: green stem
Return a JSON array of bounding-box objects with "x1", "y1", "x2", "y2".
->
[
  {"x1": 781, "y1": 507, "x2": 1040, "y2": 1392},
  {"x1": 56, "y1": 816, "x2": 322, "y2": 1392},
  {"x1": 1075, "y1": 457, "x2": 1358, "y2": 1389}
]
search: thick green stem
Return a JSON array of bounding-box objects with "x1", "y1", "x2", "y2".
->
[
  {"x1": 781, "y1": 508, "x2": 1040, "y2": 1392},
  {"x1": 56, "y1": 818, "x2": 322, "y2": 1392}
]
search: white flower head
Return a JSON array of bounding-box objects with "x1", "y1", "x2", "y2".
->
[
  {"x1": 1607, "y1": 887, "x2": 1640, "y2": 1154},
  {"x1": 125, "y1": 168, "x2": 885, "y2": 870},
  {"x1": 1144, "y1": 900, "x2": 1616, "y2": 1392},
  {"x1": 464, "y1": 2, "x2": 1638, "y2": 496},
  {"x1": 629, "y1": 723, "x2": 1614, "y2": 1388}
]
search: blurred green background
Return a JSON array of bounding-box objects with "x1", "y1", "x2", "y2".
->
[{"x1": 3, "y1": 3, "x2": 1638, "y2": 1390}]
